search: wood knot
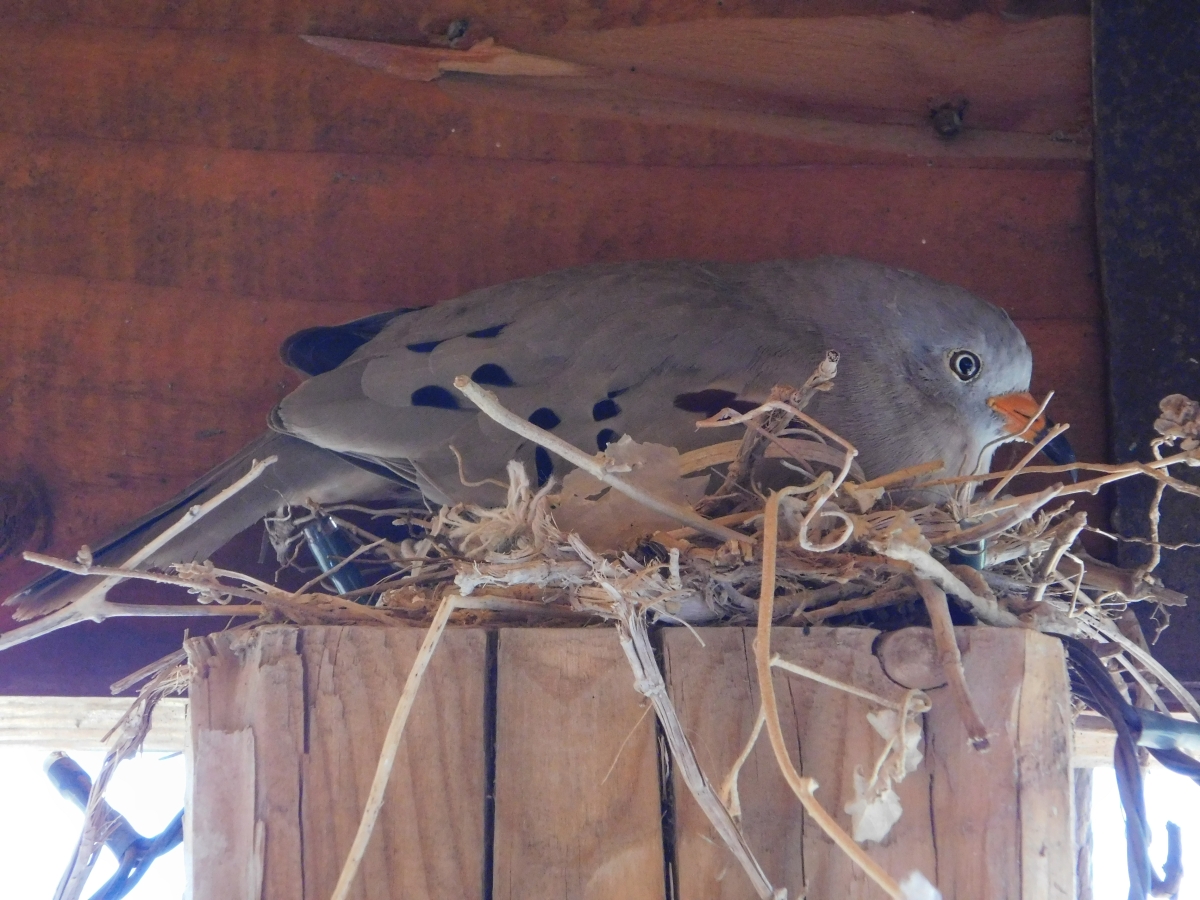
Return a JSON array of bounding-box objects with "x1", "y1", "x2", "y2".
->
[
  {"x1": 0, "y1": 474, "x2": 51, "y2": 563},
  {"x1": 930, "y1": 100, "x2": 969, "y2": 139}
]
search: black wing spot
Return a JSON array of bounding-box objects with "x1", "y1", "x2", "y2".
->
[
  {"x1": 280, "y1": 309, "x2": 414, "y2": 376},
  {"x1": 407, "y1": 339, "x2": 444, "y2": 354},
  {"x1": 467, "y1": 324, "x2": 508, "y2": 339},
  {"x1": 471, "y1": 363, "x2": 515, "y2": 387},
  {"x1": 674, "y1": 389, "x2": 758, "y2": 417},
  {"x1": 596, "y1": 428, "x2": 619, "y2": 451},
  {"x1": 528, "y1": 407, "x2": 561, "y2": 430},
  {"x1": 281, "y1": 329, "x2": 364, "y2": 376},
  {"x1": 534, "y1": 447, "x2": 554, "y2": 486},
  {"x1": 592, "y1": 398, "x2": 621, "y2": 421},
  {"x1": 411, "y1": 385, "x2": 460, "y2": 409}
]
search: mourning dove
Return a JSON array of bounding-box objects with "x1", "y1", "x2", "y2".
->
[{"x1": 7, "y1": 257, "x2": 1070, "y2": 618}]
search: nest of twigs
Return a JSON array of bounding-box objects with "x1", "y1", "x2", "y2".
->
[{"x1": 22, "y1": 362, "x2": 1200, "y2": 900}]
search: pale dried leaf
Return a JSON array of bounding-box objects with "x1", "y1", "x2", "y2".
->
[
  {"x1": 843, "y1": 482, "x2": 885, "y2": 513},
  {"x1": 844, "y1": 767, "x2": 903, "y2": 843},
  {"x1": 552, "y1": 438, "x2": 708, "y2": 551},
  {"x1": 1154, "y1": 394, "x2": 1200, "y2": 451},
  {"x1": 867, "y1": 708, "x2": 924, "y2": 775},
  {"x1": 899, "y1": 870, "x2": 943, "y2": 900}
]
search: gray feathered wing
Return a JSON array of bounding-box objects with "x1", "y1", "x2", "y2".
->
[{"x1": 273, "y1": 261, "x2": 826, "y2": 505}]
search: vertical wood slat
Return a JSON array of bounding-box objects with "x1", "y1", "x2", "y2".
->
[
  {"x1": 491, "y1": 629, "x2": 666, "y2": 900},
  {"x1": 187, "y1": 626, "x2": 487, "y2": 900},
  {"x1": 299, "y1": 628, "x2": 488, "y2": 900},
  {"x1": 665, "y1": 626, "x2": 1073, "y2": 900},
  {"x1": 1017, "y1": 633, "x2": 1075, "y2": 900},
  {"x1": 925, "y1": 628, "x2": 1074, "y2": 900},
  {"x1": 663, "y1": 627, "x2": 936, "y2": 900},
  {"x1": 187, "y1": 627, "x2": 305, "y2": 900}
]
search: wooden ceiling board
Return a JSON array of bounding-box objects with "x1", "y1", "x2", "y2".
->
[
  {"x1": 0, "y1": 137, "x2": 1098, "y2": 313},
  {"x1": 0, "y1": 0, "x2": 1089, "y2": 39},
  {"x1": 0, "y1": 20, "x2": 1090, "y2": 166}
]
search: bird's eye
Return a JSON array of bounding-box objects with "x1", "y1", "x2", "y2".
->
[{"x1": 948, "y1": 350, "x2": 982, "y2": 382}]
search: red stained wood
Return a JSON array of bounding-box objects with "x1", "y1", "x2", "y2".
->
[
  {"x1": 528, "y1": 14, "x2": 1091, "y2": 135},
  {"x1": 511, "y1": 13, "x2": 1094, "y2": 157},
  {"x1": 0, "y1": 0, "x2": 1088, "y2": 39},
  {"x1": 0, "y1": 136, "x2": 1099, "y2": 313},
  {"x1": 0, "y1": 20, "x2": 1089, "y2": 167}
]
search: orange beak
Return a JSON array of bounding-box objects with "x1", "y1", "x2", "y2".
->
[
  {"x1": 987, "y1": 391, "x2": 1050, "y2": 442},
  {"x1": 987, "y1": 391, "x2": 1077, "y2": 472}
]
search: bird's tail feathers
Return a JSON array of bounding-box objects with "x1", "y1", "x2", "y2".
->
[{"x1": 6, "y1": 432, "x2": 400, "y2": 620}]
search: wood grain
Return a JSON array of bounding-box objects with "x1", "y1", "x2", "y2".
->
[
  {"x1": 188, "y1": 727, "x2": 261, "y2": 899},
  {"x1": 186, "y1": 625, "x2": 487, "y2": 900},
  {"x1": 665, "y1": 626, "x2": 1073, "y2": 900},
  {"x1": 0, "y1": 17, "x2": 1088, "y2": 168},
  {"x1": 0, "y1": 695, "x2": 187, "y2": 749},
  {"x1": 924, "y1": 627, "x2": 1074, "y2": 900},
  {"x1": 0, "y1": 1, "x2": 1089, "y2": 41},
  {"x1": 454, "y1": 13, "x2": 1091, "y2": 164},
  {"x1": 299, "y1": 626, "x2": 487, "y2": 900},
  {"x1": 435, "y1": 81, "x2": 1088, "y2": 169},
  {"x1": 187, "y1": 626, "x2": 306, "y2": 900},
  {"x1": 306, "y1": 13, "x2": 1091, "y2": 166},
  {"x1": 0, "y1": 138, "x2": 1100, "y2": 313},
  {"x1": 664, "y1": 627, "x2": 936, "y2": 900},
  {"x1": 184, "y1": 623, "x2": 1072, "y2": 898},
  {"x1": 492, "y1": 628, "x2": 665, "y2": 900},
  {"x1": 530, "y1": 15, "x2": 1090, "y2": 136},
  {"x1": 1016, "y1": 631, "x2": 1075, "y2": 900}
]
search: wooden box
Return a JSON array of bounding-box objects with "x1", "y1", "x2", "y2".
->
[{"x1": 187, "y1": 624, "x2": 1073, "y2": 900}]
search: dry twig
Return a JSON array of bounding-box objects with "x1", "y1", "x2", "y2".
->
[
  {"x1": 915, "y1": 578, "x2": 990, "y2": 751},
  {"x1": 758, "y1": 487, "x2": 910, "y2": 900}
]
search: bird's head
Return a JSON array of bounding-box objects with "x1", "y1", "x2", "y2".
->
[{"x1": 796, "y1": 258, "x2": 1075, "y2": 479}]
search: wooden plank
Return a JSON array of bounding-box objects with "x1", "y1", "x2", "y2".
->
[
  {"x1": 662, "y1": 627, "x2": 801, "y2": 899},
  {"x1": 437, "y1": 75, "x2": 1088, "y2": 168},
  {"x1": 924, "y1": 628, "x2": 1022, "y2": 899},
  {"x1": 492, "y1": 628, "x2": 664, "y2": 900},
  {"x1": 0, "y1": 21, "x2": 1085, "y2": 168},
  {"x1": 664, "y1": 627, "x2": 936, "y2": 900},
  {"x1": 188, "y1": 727, "x2": 261, "y2": 899},
  {"x1": 924, "y1": 628, "x2": 1074, "y2": 900},
  {"x1": 529, "y1": 15, "x2": 1091, "y2": 136},
  {"x1": 0, "y1": 137, "x2": 1100, "y2": 317},
  {"x1": 186, "y1": 625, "x2": 487, "y2": 900},
  {"x1": 666, "y1": 627, "x2": 1073, "y2": 900},
  {"x1": 298, "y1": 626, "x2": 487, "y2": 900},
  {"x1": 0, "y1": 695, "x2": 186, "y2": 750},
  {"x1": 0, "y1": 1, "x2": 1088, "y2": 38},
  {"x1": 187, "y1": 626, "x2": 306, "y2": 900},
  {"x1": 1017, "y1": 631, "x2": 1075, "y2": 900},
  {"x1": 435, "y1": 13, "x2": 1089, "y2": 164}
]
